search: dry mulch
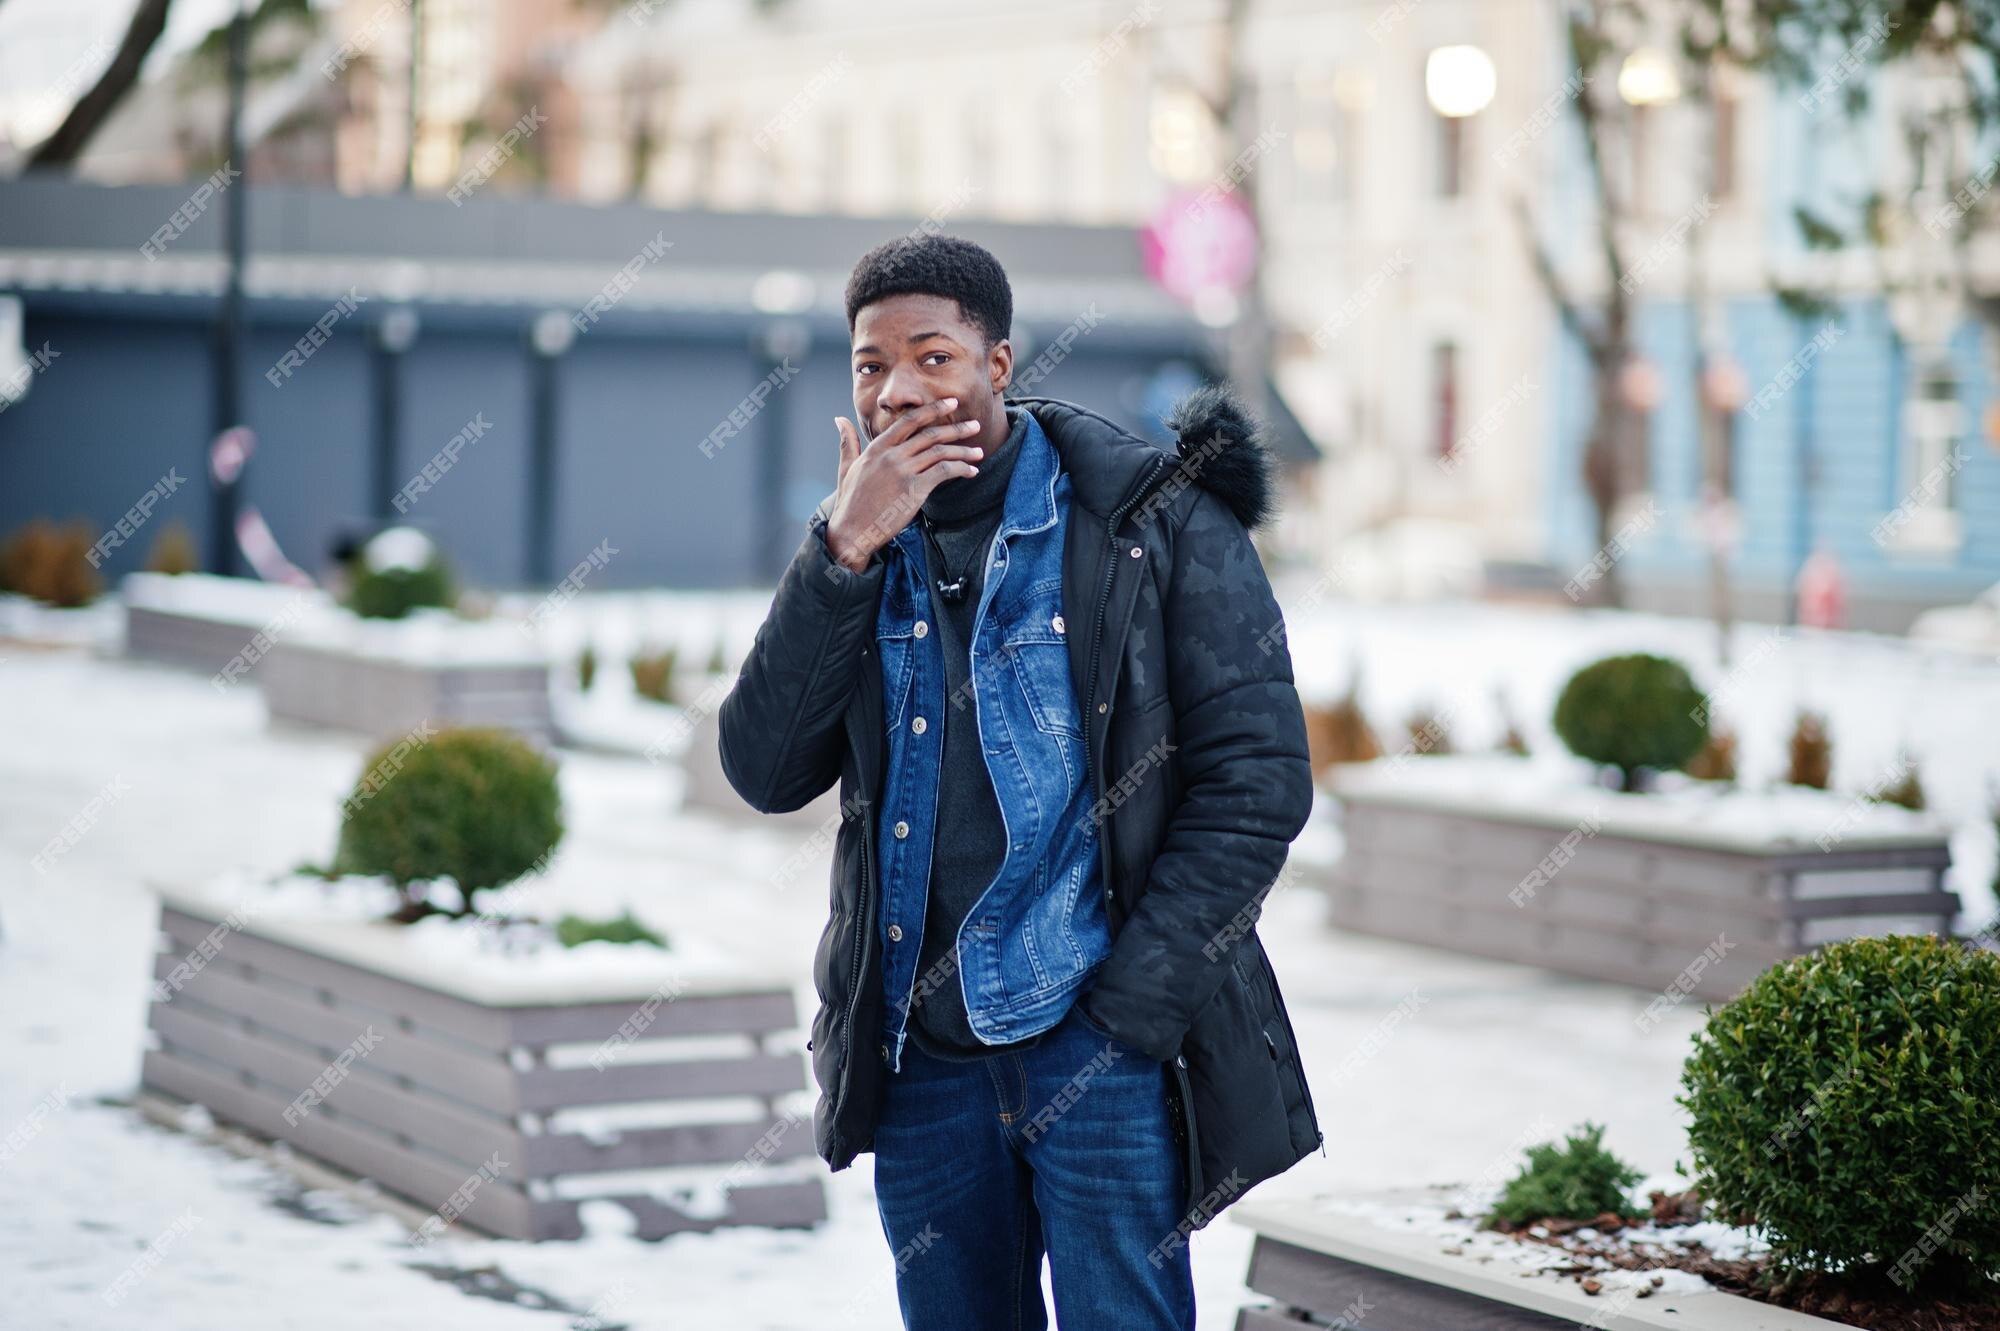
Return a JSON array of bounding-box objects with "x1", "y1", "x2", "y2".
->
[{"x1": 1461, "y1": 1190, "x2": 2000, "y2": 1331}]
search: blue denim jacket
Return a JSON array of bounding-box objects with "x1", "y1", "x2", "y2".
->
[{"x1": 872, "y1": 411, "x2": 1109, "y2": 1071}]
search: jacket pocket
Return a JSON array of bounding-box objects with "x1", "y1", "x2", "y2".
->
[
  {"x1": 997, "y1": 577, "x2": 1082, "y2": 740},
  {"x1": 1176, "y1": 934, "x2": 1315, "y2": 1228},
  {"x1": 1255, "y1": 947, "x2": 1320, "y2": 1153},
  {"x1": 1165, "y1": 1053, "x2": 1204, "y2": 1223},
  {"x1": 875, "y1": 626, "x2": 915, "y2": 733}
]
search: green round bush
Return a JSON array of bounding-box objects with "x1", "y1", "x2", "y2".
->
[
  {"x1": 1679, "y1": 936, "x2": 2000, "y2": 1294},
  {"x1": 1552, "y1": 653, "x2": 1708, "y2": 790},
  {"x1": 332, "y1": 726, "x2": 562, "y2": 912},
  {"x1": 348, "y1": 559, "x2": 455, "y2": 619}
]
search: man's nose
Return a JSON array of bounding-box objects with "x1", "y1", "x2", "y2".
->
[{"x1": 877, "y1": 364, "x2": 927, "y2": 416}]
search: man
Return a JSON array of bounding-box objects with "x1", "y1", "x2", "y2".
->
[{"x1": 718, "y1": 234, "x2": 1319, "y2": 1330}]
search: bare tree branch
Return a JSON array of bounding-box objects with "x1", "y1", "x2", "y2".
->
[
  {"x1": 1566, "y1": 4, "x2": 1633, "y2": 308},
  {"x1": 26, "y1": 0, "x2": 174, "y2": 169},
  {"x1": 1512, "y1": 193, "x2": 1608, "y2": 363}
]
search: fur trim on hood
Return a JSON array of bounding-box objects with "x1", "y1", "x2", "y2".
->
[{"x1": 1162, "y1": 384, "x2": 1280, "y2": 533}]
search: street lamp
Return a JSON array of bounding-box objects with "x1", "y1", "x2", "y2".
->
[
  {"x1": 1424, "y1": 46, "x2": 1497, "y2": 119},
  {"x1": 1617, "y1": 48, "x2": 1682, "y2": 106}
]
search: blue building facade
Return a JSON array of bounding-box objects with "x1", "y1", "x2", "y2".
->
[
  {"x1": 1539, "y1": 72, "x2": 2000, "y2": 631},
  {"x1": 0, "y1": 180, "x2": 1305, "y2": 593}
]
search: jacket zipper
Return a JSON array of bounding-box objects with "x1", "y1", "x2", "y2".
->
[
  {"x1": 1083, "y1": 452, "x2": 1175, "y2": 812},
  {"x1": 832, "y1": 795, "x2": 873, "y2": 1153},
  {"x1": 1085, "y1": 451, "x2": 1200, "y2": 1213}
]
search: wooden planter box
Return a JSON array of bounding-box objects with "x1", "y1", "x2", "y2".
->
[
  {"x1": 121, "y1": 572, "x2": 335, "y2": 677},
  {"x1": 1232, "y1": 1193, "x2": 1852, "y2": 1330},
  {"x1": 259, "y1": 635, "x2": 554, "y2": 745},
  {"x1": 141, "y1": 888, "x2": 825, "y2": 1242},
  {"x1": 1323, "y1": 761, "x2": 1957, "y2": 1002}
]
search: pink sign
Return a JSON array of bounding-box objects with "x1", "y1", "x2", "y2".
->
[
  {"x1": 210, "y1": 425, "x2": 256, "y2": 486},
  {"x1": 1141, "y1": 189, "x2": 1258, "y2": 303}
]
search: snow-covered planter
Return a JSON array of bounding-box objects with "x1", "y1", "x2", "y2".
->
[
  {"x1": 121, "y1": 571, "x2": 555, "y2": 742},
  {"x1": 256, "y1": 608, "x2": 555, "y2": 744},
  {"x1": 121, "y1": 572, "x2": 339, "y2": 676},
  {"x1": 1232, "y1": 1189, "x2": 1853, "y2": 1330},
  {"x1": 140, "y1": 875, "x2": 825, "y2": 1242},
  {"x1": 1322, "y1": 756, "x2": 1957, "y2": 1002},
  {"x1": 0, "y1": 589, "x2": 122, "y2": 651}
]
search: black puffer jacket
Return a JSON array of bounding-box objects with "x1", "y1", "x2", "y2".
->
[{"x1": 717, "y1": 388, "x2": 1320, "y2": 1225}]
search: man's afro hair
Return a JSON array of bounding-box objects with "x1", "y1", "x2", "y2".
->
[{"x1": 844, "y1": 234, "x2": 1013, "y2": 350}]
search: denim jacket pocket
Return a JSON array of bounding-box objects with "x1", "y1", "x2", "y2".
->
[
  {"x1": 876, "y1": 626, "x2": 916, "y2": 734},
  {"x1": 997, "y1": 577, "x2": 1082, "y2": 740}
]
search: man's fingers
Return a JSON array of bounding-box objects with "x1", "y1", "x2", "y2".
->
[
  {"x1": 908, "y1": 442, "x2": 985, "y2": 473},
  {"x1": 917, "y1": 461, "x2": 981, "y2": 496},
  {"x1": 834, "y1": 417, "x2": 859, "y2": 485},
  {"x1": 897, "y1": 419, "x2": 984, "y2": 456},
  {"x1": 877, "y1": 396, "x2": 963, "y2": 450}
]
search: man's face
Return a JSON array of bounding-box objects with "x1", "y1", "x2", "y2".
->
[{"x1": 850, "y1": 293, "x2": 1012, "y2": 448}]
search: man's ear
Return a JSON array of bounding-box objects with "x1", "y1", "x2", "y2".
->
[{"x1": 988, "y1": 338, "x2": 1013, "y2": 395}]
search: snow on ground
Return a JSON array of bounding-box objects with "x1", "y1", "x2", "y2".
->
[{"x1": 4, "y1": 591, "x2": 1998, "y2": 1328}]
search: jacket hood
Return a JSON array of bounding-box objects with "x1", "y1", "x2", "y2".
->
[{"x1": 1012, "y1": 384, "x2": 1280, "y2": 533}]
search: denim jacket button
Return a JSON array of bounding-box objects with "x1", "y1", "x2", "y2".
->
[
  {"x1": 913, "y1": 620, "x2": 928, "y2": 638},
  {"x1": 911, "y1": 715, "x2": 927, "y2": 734},
  {"x1": 888, "y1": 924, "x2": 904, "y2": 942},
  {"x1": 893, "y1": 820, "x2": 910, "y2": 838},
  {"x1": 1051, "y1": 614, "x2": 1065, "y2": 634}
]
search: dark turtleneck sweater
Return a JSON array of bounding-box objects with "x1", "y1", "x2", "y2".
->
[{"x1": 903, "y1": 404, "x2": 1054, "y2": 1062}]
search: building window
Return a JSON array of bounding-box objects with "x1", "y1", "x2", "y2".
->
[
  {"x1": 1886, "y1": 359, "x2": 1967, "y2": 550},
  {"x1": 1432, "y1": 341, "x2": 1460, "y2": 460},
  {"x1": 821, "y1": 115, "x2": 848, "y2": 211},
  {"x1": 1291, "y1": 73, "x2": 1340, "y2": 205},
  {"x1": 1435, "y1": 110, "x2": 1465, "y2": 198},
  {"x1": 1712, "y1": 88, "x2": 1737, "y2": 201}
]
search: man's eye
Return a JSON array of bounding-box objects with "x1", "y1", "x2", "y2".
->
[
  {"x1": 923, "y1": 353, "x2": 950, "y2": 366},
  {"x1": 856, "y1": 363, "x2": 880, "y2": 375}
]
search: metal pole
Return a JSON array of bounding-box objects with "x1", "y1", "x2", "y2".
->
[
  {"x1": 404, "y1": 0, "x2": 423, "y2": 191},
  {"x1": 210, "y1": 0, "x2": 248, "y2": 577}
]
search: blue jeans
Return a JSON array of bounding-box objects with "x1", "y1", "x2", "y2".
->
[{"x1": 871, "y1": 1001, "x2": 1195, "y2": 1329}]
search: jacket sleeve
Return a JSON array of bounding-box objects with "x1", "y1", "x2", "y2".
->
[
  {"x1": 717, "y1": 509, "x2": 886, "y2": 815},
  {"x1": 1078, "y1": 488, "x2": 1315, "y2": 1062}
]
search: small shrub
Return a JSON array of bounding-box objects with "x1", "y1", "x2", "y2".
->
[
  {"x1": 1494, "y1": 690, "x2": 1530, "y2": 757},
  {"x1": 1991, "y1": 788, "x2": 2000, "y2": 902},
  {"x1": 1865, "y1": 752, "x2": 1926, "y2": 811},
  {"x1": 1304, "y1": 663, "x2": 1382, "y2": 773},
  {"x1": 1679, "y1": 936, "x2": 2000, "y2": 1293},
  {"x1": 577, "y1": 643, "x2": 598, "y2": 692},
  {"x1": 347, "y1": 558, "x2": 455, "y2": 619},
  {"x1": 145, "y1": 520, "x2": 200, "y2": 575},
  {"x1": 1403, "y1": 703, "x2": 1454, "y2": 756},
  {"x1": 1485, "y1": 1122, "x2": 1645, "y2": 1228},
  {"x1": 555, "y1": 910, "x2": 667, "y2": 949},
  {"x1": 1787, "y1": 709, "x2": 1833, "y2": 790},
  {"x1": 1685, "y1": 724, "x2": 1739, "y2": 784},
  {"x1": 1553, "y1": 653, "x2": 1708, "y2": 791},
  {"x1": 0, "y1": 518, "x2": 103, "y2": 607},
  {"x1": 630, "y1": 645, "x2": 678, "y2": 704},
  {"x1": 453, "y1": 587, "x2": 497, "y2": 622},
  {"x1": 332, "y1": 726, "x2": 562, "y2": 915}
]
